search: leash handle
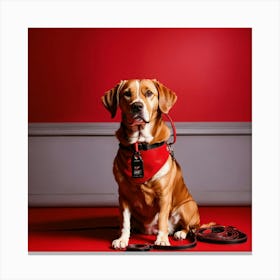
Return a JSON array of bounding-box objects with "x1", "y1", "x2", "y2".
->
[
  {"x1": 126, "y1": 244, "x2": 153, "y2": 251},
  {"x1": 126, "y1": 231, "x2": 197, "y2": 251}
]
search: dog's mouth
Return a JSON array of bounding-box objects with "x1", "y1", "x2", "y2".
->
[{"x1": 126, "y1": 114, "x2": 149, "y2": 126}]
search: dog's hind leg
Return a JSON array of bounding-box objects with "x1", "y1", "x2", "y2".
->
[{"x1": 173, "y1": 200, "x2": 200, "y2": 240}]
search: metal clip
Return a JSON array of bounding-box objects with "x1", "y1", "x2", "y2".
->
[{"x1": 167, "y1": 144, "x2": 175, "y2": 160}]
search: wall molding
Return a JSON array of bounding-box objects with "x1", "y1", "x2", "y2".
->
[
  {"x1": 28, "y1": 129, "x2": 251, "y2": 206},
  {"x1": 28, "y1": 122, "x2": 252, "y2": 136}
]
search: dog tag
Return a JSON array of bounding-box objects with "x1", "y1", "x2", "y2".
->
[{"x1": 131, "y1": 153, "x2": 144, "y2": 178}]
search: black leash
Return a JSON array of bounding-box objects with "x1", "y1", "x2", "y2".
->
[
  {"x1": 126, "y1": 225, "x2": 247, "y2": 251},
  {"x1": 126, "y1": 230, "x2": 197, "y2": 251},
  {"x1": 196, "y1": 225, "x2": 248, "y2": 244}
]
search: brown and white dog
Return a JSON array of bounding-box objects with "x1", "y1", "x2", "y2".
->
[{"x1": 102, "y1": 79, "x2": 200, "y2": 249}]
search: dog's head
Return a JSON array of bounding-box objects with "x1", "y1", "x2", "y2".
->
[{"x1": 102, "y1": 79, "x2": 177, "y2": 126}]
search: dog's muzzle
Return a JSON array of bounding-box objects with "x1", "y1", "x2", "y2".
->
[
  {"x1": 129, "y1": 102, "x2": 148, "y2": 124},
  {"x1": 130, "y1": 102, "x2": 144, "y2": 114}
]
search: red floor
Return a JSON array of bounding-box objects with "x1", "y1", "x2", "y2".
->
[{"x1": 28, "y1": 206, "x2": 251, "y2": 252}]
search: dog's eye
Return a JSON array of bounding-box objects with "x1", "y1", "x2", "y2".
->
[
  {"x1": 145, "y1": 90, "x2": 153, "y2": 97},
  {"x1": 123, "y1": 90, "x2": 132, "y2": 98}
]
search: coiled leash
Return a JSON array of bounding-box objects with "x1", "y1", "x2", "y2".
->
[
  {"x1": 196, "y1": 225, "x2": 247, "y2": 244},
  {"x1": 126, "y1": 225, "x2": 247, "y2": 251}
]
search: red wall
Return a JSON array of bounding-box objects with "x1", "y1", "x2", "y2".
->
[{"x1": 28, "y1": 28, "x2": 251, "y2": 122}]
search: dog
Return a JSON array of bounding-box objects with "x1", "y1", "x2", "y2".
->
[{"x1": 102, "y1": 79, "x2": 200, "y2": 249}]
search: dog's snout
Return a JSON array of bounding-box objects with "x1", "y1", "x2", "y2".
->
[{"x1": 131, "y1": 102, "x2": 144, "y2": 113}]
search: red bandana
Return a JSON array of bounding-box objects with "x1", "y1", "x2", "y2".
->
[{"x1": 117, "y1": 143, "x2": 170, "y2": 184}]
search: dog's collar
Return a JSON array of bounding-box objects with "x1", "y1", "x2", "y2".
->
[{"x1": 119, "y1": 141, "x2": 166, "y2": 152}]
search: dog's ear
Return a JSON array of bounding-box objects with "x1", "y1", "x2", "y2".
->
[
  {"x1": 101, "y1": 80, "x2": 126, "y2": 118},
  {"x1": 153, "y1": 80, "x2": 177, "y2": 114}
]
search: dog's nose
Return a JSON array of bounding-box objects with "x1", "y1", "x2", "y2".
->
[{"x1": 131, "y1": 102, "x2": 143, "y2": 113}]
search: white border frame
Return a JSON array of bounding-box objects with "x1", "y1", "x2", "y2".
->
[{"x1": 1, "y1": 0, "x2": 279, "y2": 280}]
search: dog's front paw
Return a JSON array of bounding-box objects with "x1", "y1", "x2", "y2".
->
[
  {"x1": 174, "y1": 230, "x2": 187, "y2": 240},
  {"x1": 112, "y1": 237, "x2": 129, "y2": 249},
  {"x1": 155, "y1": 232, "x2": 170, "y2": 246}
]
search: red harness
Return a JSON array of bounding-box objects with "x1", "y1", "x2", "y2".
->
[
  {"x1": 118, "y1": 114, "x2": 176, "y2": 184},
  {"x1": 118, "y1": 142, "x2": 171, "y2": 184}
]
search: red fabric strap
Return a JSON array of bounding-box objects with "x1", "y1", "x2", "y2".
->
[
  {"x1": 164, "y1": 113, "x2": 177, "y2": 145},
  {"x1": 120, "y1": 143, "x2": 170, "y2": 184}
]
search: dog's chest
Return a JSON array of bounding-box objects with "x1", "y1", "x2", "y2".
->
[
  {"x1": 131, "y1": 199, "x2": 181, "y2": 235},
  {"x1": 130, "y1": 192, "x2": 160, "y2": 234},
  {"x1": 117, "y1": 143, "x2": 170, "y2": 184},
  {"x1": 136, "y1": 184, "x2": 157, "y2": 207}
]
